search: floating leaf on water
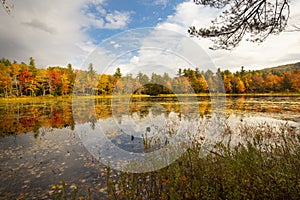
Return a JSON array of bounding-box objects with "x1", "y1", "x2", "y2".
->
[
  {"x1": 22, "y1": 185, "x2": 28, "y2": 189},
  {"x1": 99, "y1": 172, "x2": 105, "y2": 177},
  {"x1": 99, "y1": 186, "x2": 108, "y2": 193},
  {"x1": 70, "y1": 184, "x2": 77, "y2": 190},
  {"x1": 16, "y1": 193, "x2": 25, "y2": 200}
]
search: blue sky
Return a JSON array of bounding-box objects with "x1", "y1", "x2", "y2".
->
[
  {"x1": 83, "y1": 0, "x2": 185, "y2": 42},
  {"x1": 0, "y1": 0, "x2": 300, "y2": 73}
]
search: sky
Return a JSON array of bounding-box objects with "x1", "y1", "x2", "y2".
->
[{"x1": 1, "y1": 0, "x2": 300, "y2": 73}]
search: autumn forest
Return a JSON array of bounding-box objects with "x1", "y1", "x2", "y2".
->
[{"x1": 0, "y1": 57, "x2": 299, "y2": 98}]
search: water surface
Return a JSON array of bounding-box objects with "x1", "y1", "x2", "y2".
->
[{"x1": 0, "y1": 95, "x2": 299, "y2": 199}]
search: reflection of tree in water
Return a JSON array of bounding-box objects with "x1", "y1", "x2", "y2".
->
[
  {"x1": 150, "y1": 104, "x2": 166, "y2": 116},
  {"x1": 0, "y1": 97, "x2": 213, "y2": 136},
  {"x1": 1, "y1": 95, "x2": 299, "y2": 136},
  {"x1": 0, "y1": 99, "x2": 299, "y2": 137},
  {"x1": 129, "y1": 96, "x2": 181, "y2": 119},
  {"x1": 235, "y1": 96, "x2": 246, "y2": 111},
  {"x1": 0, "y1": 101, "x2": 75, "y2": 136},
  {"x1": 199, "y1": 100, "x2": 210, "y2": 116}
]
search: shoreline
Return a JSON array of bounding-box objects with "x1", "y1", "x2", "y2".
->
[{"x1": 0, "y1": 92, "x2": 299, "y2": 102}]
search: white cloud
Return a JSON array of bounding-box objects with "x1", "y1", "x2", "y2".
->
[
  {"x1": 104, "y1": 11, "x2": 131, "y2": 29},
  {"x1": 102, "y1": 2, "x2": 221, "y2": 76},
  {"x1": 2, "y1": 0, "x2": 298, "y2": 72},
  {"x1": 154, "y1": 0, "x2": 169, "y2": 7},
  {"x1": 22, "y1": 19, "x2": 56, "y2": 34},
  {"x1": 140, "y1": 0, "x2": 169, "y2": 7},
  {"x1": 113, "y1": 43, "x2": 121, "y2": 49},
  {"x1": 96, "y1": 6, "x2": 107, "y2": 15},
  {"x1": 84, "y1": 0, "x2": 300, "y2": 77},
  {"x1": 156, "y1": 1, "x2": 219, "y2": 33},
  {"x1": 154, "y1": 0, "x2": 300, "y2": 71},
  {"x1": 84, "y1": 28, "x2": 215, "y2": 78},
  {"x1": 130, "y1": 56, "x2": 139, "y2": 65},
  {"x1": 0, "y1": 0, "x2": 131, "y2": 68},
  {"x1": 0, "y1": 0, "x2": 88, "y2": 67},
  {"x1": 83, "y1": 3, "x2": 131, "y2": 30}
]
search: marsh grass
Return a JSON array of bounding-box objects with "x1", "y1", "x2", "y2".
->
[
  {"x1": 49, "y1": 123, "x2": 299, "y2": 199},
  {"x1": 105, "y1": 123, "x2": 300, "y2": 200},
  {"x1": 0, "y1": 94, "x2": 152, "y2": 103},
  {"x1": 1, "y1": 93, "x2": 298, "y2": 103}
]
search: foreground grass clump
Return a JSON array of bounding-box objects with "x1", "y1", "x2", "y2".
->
[{"x1": 106, "y1": 125, "x2": 300, "y2": 200}]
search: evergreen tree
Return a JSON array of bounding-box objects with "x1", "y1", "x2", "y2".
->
[{"x1": 113, "y1": 67, "x2": 122, "y2": 79}]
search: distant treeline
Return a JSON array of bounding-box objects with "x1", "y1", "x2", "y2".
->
[{"x1": 0, "y1": 57, "x2": 299, "y2": 97}]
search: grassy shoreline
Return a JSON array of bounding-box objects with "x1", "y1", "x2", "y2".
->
[
  {"x1": 0, "y1": 94, "x2": 149, "y2": 103},
  {"x1": 106, "y1": 123, "x2": 300, "y2": 199},
  {"x1": 49, "y1": 123, "x2": 300, "y2": 200},
  {"x1": 0, "y1": 92, "x2": 299, "y2": 103}
]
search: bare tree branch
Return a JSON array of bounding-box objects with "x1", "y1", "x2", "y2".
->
[
  {"x1": 189, "y1": 0, "x2": 291, "y2": 50},
  {"x1": 285, "y1": 24, "x2": 300, "y2": 32}
]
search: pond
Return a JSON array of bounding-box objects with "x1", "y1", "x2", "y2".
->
[{"x1": 0, "y1": 95, "x2": 299, "y2": 199}]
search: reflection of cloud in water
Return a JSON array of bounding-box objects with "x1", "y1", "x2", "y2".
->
[
  {"x1": 77, "y1": 110, "x2": 300, "y2": 170},
  {"x1": 76, "y1": 111, "x2": 196, "y2": 172}
]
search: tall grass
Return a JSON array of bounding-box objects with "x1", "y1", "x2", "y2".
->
[
  {"x1": 50, "y1": 123, "x2": 299, "y2": 199},
  {"x1": 106, "y1": 123, "x2": 300, "y2": 200}
]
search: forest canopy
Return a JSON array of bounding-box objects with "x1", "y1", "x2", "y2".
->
[{"x1": 0, "y1": 57, "x2": 299, "y2": 98}]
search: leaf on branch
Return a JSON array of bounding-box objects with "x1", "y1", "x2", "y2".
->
[{"x1": 1, "y1": 0, "x2": 14, "y2": 15}]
